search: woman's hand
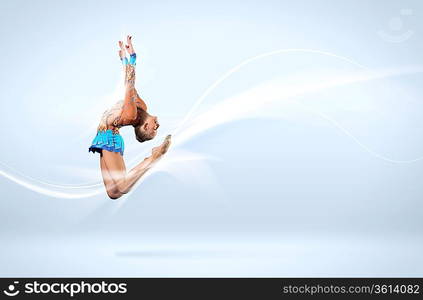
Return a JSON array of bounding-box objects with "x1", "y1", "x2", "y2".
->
[
  {"x1": 125, "y1": 35, "x2": 135, "y2": 55},
  {"x1": 118, "y1": 40, "x2": 126, "y2": 60}
]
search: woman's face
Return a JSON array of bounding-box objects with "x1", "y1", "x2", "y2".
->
[{"x1": 136, "y1": 114, "x2": 159, "y2": 141}]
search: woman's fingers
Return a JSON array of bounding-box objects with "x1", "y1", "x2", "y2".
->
[
  {"x1": 125, "y1": 35, "x2": 135, "y2": 54},
  {"x1": 118, "y1": 41, "x2": 126, "y2": 51},
  {"x1": 118, "y1": 40, "x2": 128, "y2": 61}
]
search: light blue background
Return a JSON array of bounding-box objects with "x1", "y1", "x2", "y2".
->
[{"x1": 0, "y1": 0, "x2": 422, "y2": 276}]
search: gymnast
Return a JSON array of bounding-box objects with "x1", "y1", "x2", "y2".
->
[{"x1": 89, "y1": 36, "x2": 171, "y2": 199}]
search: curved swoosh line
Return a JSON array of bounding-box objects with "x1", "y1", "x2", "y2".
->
[
  {"x1": 3, "y1": 49, "x2": 369, "y2": 193},
  {"x1": 295, "y1": 102, "x2": 423, "y2": 164},
  {"x1": 169, "y1": 66, "x2": 423, "y2": 152},
  {"x1": 0, "y1": 162, "x2": 102, "y2": 190},
  {"x1": 0, "y1": 49, "x2": 422, "y2": 199},
  {"x1": 0, "y1": 169, "x2": 103, "y2": 199},
  {"x1": 172, "y1": 49, "x2": 368, "y2": 136}
]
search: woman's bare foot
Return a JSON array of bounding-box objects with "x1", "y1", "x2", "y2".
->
[{"x1": 152, "y1": 135, "x2": 171, "y2": 160}]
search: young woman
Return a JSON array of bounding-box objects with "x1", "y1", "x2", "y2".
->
[{"x1": 89, "y1": 36, "x2": 171, "y2": 199}]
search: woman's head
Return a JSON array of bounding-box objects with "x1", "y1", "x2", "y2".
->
[{"x1": 134, "y1": 108, "x2": 160, "y2": 142}]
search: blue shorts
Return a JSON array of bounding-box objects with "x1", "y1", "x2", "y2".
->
[{"x1": 89, "y1": 130, "x2": 125, "y2": 156}]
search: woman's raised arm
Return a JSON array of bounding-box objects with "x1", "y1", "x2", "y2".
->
[{"x1": 117, "y1": 36, "x2": 138, "y2": 125}]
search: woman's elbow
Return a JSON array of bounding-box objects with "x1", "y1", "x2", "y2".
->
[
  {"x1": 121, "y1": 111, "x2": 138, "y2": 124},
  {"x1": 129, "y1": 114, "x2": 138, "y2": 124}
]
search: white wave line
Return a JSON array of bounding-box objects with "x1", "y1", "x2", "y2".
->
[
  {"x1": 0, "y1": 161, "x2": 102, "y2": 190},
  {"x1": 0, "y1": 169, "x2": 103, "y2": 199},
  {"x1": 0, "y1": 48, "x2": 422, "y2": 199},
  {"x1": 295, "y1": 102, "x2": 423, "y2": 164},
  {"x1": 172, "y1": 48, "x2": 368, "y2": 135},
  {"x1": 175, "y1": 67, "x2": 423, "y2": 147}
]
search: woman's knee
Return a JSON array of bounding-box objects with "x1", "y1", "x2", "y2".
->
[
  {"x1": 107, "y1": 190, "x2": 122, "y2": 200},
  {"x1": 115, "y1": 183, "x2": 129, "y2": 196}
]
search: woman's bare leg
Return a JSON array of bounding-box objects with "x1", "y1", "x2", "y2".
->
[
  {"x1": 100, "y1": 135, "x2": 171, "y2": 199},
  {"x1": 100, "y1": 157, "x2": 122, "y2": 199}
]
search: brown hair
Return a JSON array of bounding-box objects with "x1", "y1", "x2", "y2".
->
[{"x1": 133, "y1": 108, "x2": 152, "y2": 143}]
